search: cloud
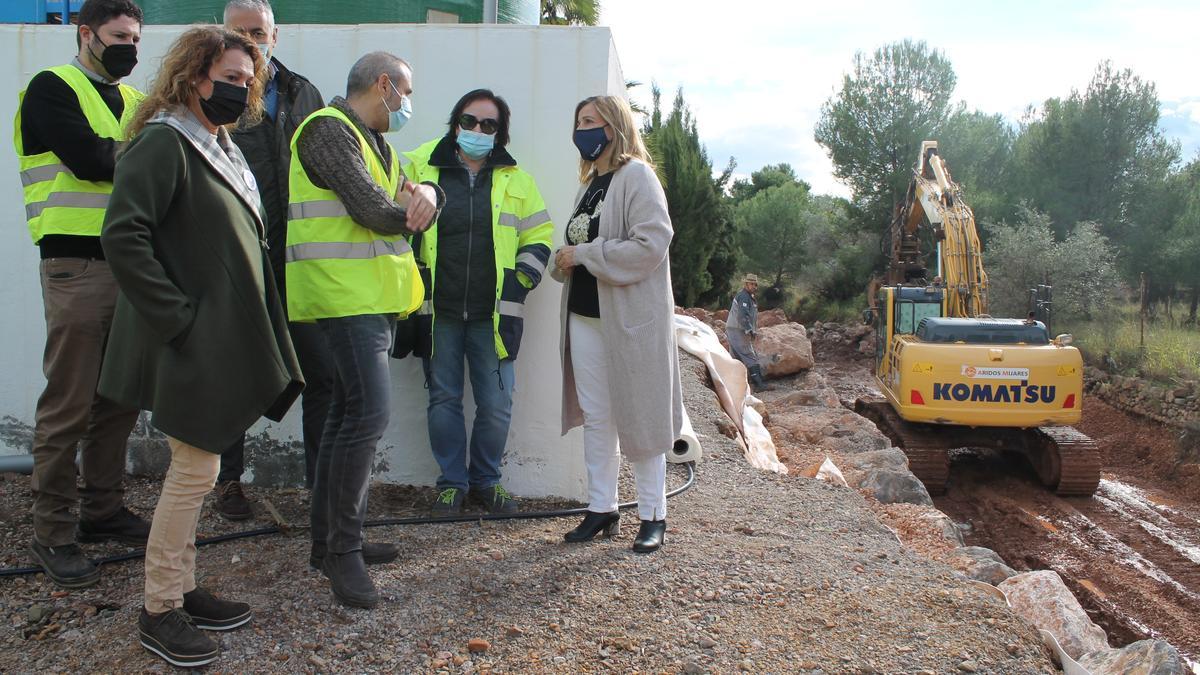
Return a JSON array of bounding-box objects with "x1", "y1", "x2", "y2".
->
[{"x1": 601, "y1": 0, "x2": 1200, "y2": 195}]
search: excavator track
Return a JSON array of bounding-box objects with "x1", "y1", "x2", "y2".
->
[
  {"x1": 1030, "y1": 426, "x2": 1102, "y2": 496},
  {"x1": 854, "y1": 398, "x2": 1102, "y2": 497},
  {"x1": 855, "y1": 397, "x2": 950, "y2": 495}
]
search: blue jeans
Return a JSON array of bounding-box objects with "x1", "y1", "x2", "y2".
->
[
  {"x1": 311, "y1": 314, "x2": 394, "y2": 554},
  {"x1": 423, "y1": 318, "x2": 514, "y2": 492}
]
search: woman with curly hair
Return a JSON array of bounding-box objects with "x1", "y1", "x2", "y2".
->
[{"x1": 98, "y1": 25, "x2": 303, "y2": 667}]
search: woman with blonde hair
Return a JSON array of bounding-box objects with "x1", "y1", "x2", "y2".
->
[
  {"x1": 551, "y1": 95, "x2": 683, "y2": 553},
  {"x1": 99, "y1": 26, "x2": 302, "y2": 667}
]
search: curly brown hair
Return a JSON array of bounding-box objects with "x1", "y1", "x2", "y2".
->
[{"x1": 127, "y1": 26, "x2": 265, "y2": 138}]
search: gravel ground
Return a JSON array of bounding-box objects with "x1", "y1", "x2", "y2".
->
[{"x1": 0, "y1": 351, "x2": 1055, "y2": 673}]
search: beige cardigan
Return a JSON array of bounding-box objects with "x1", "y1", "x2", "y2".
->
[{"x1": 551, "y1": 159, "x2": 684, "y2": 460}]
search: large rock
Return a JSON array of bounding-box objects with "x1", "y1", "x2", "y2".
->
[
  {"x1": 998, "y1": 571, "x2": 1109, "y2": 660},
  {"x1": 952, "y1": 546, "x2": 1016, "y2": 586},
  {"x1": 855, "y1": 469, "x2": 934, "y2": 506},
  {"x1": 839, "y1": 447, "x2": 909, "y2": 473},
  {"x1": 756, "y1": 308, "x2": 789, "y2": 328},
  {"x1": 768, "y1": 407, "x2": 891, "y2": 456},
  {"x1": 755, "y1": 323, "x2": 815, "y2": 377},
  {"x1": 921, "y1": 509, "x2": 964, "y2": 545},
  {"x1": 1078, "y1": 639, "x2": 1186, "y2": 675}
]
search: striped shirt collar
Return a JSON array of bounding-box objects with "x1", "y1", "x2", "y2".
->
[{"x1": 147, "y1": 105, "x2": 266, "y2": 235}]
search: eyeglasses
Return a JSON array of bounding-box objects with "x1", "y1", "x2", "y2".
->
[{"x1": 458, "y1": 113, "x2": 499, "y2": 135}]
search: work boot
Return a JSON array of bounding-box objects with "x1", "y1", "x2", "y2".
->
[
  {"x1": 77, "y1": 505, "x2": 152, "y2": 545},
  {"x1": 470, "y1": 484, "x2": 519, "y2": 514},
  {"x1": 213, "y1": 481, "x2": 253, "y2": 521},
  {"x1": 182, "y1": 587, "x2": 252, "y2": 631},
  {"x1": 323, "y1": 551, "x2": 380, "y2": 608},
  {"x1": 138, "y1": 607, "x2": 218, "y2": 668},
  {"x1": 431, "y1": 487, "x2": 464, "y2": 515},
  {"x1": 749, "y1": 365, "x2": 774, "y2": 392},
  {"x1": 309, "y1": 541, "x2": 399, "y2": 572},
  {"x1": 29, "y1": 540, "x2": 100, "y2": 589}
]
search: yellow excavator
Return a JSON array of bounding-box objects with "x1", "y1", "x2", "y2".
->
[{"x1": 855, "y1": 141, "x2": 1100, "y2": 496}]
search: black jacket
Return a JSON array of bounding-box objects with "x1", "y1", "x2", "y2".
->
[
  {"x1": 231, "y1": 58, "x2": 323, "y2": 285},
  {"x1": 427, "y1": 135, "x2": 518, "y2": 322}
]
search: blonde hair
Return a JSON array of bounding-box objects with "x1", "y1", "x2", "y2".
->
[
  {"x1": 128, "y1": 26, "x2": 265, "y2": 138},
  {"x1": 574, "y1": 95, "x2": 654, "y2": 182}
]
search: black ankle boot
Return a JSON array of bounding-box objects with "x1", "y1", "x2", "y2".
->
[
  {"x1": 323, "y1": 551, "x2": 379, "y2": 609},
  {"x1": 632, "y1": 520, "x2": 666, "y2": 553},
  {"x1": 563, "y1": 511, "x2": 620, "y2": 543}
]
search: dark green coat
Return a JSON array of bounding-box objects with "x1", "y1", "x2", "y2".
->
[{"x1": 98, "y1": 123, "x2": 303, "y2": 453}]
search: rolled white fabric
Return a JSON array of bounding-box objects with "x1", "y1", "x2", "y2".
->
[{"x1": 669, "y1": 406, "x2": 703, "y2": 464}]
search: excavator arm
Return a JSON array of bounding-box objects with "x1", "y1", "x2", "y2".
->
[{"x1": 885, "y1": 141, "x2": 989, "y2": 318}]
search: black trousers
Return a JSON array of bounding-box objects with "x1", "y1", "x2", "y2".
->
[{"x1": 217, "y1": 320, "x2": 334, "y2": 487}]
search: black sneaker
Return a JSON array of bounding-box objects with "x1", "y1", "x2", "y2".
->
[
  {"x1": 183, "y1": 586, "x2": 252, "y2": 631},
  {"x1": 213, "y1": 481, "x2": 253, "y2": 521},
  {"x1": 29, "y1": 540, "x2": 100, "y2": 589},
  {"x1": 309, "y1": 542, "x2": 400, "y2": 572},
  {"x1": 470, "y1": 484, "x2": 519, "y2": 514},
  {"x1": 138, "y1": 608, "x2": 218, "y2": 668},
  {"x1": 77, "y1": 506, "x2": 151, "y2": 545},
  {"x1": 431, "y1": 488, "x2": 464, "y2": 515}
]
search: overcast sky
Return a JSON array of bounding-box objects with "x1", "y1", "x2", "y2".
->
[{"x1": 599, "y1": 0, "x2": 1200, "y2": 197}]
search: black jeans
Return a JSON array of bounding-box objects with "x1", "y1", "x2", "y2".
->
[
  {"x1": 310, "y1": 314, "x2": 395, "y2": 554},
  {"x1": 217, "y1": 320, "x2": 334, "y2": 486}
]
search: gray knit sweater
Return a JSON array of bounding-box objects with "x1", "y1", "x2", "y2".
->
[{"x1": 295, "y1": 97, "x2": 443, "y2": 235}]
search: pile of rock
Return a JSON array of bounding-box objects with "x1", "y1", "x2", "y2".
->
[
  {"x1": 673, "y1": 307, "x2": 814, "y2": 377},
  {"x1": 810, "y1": 320, "x2": 875, "y2": 356},
  {"x1": 1085, "y1": 366, "x2": 1200, "y2": 426}
]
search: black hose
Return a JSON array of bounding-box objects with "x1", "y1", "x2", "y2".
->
[{"x1": 0, "y1": 462, "x2": 696, "y2": 578}]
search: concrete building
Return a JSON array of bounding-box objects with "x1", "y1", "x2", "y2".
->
[
  {"x1": 1, "y1": 0, "x2": 540, "y2": 25},
  {"x1": 1, "y1": 21, "x2": 627, "y2": 499}
]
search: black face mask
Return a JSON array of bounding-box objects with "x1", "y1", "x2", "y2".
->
[
  {"x1": 199, "y1": 80, "x2": 249, "y2": 127},
  {"x1": 89, "y1": 35, "x2": 137, "y2": 79}
]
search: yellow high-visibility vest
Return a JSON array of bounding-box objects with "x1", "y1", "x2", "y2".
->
[
  {"x1": 403, "y1": 137, "x2": 553, "y2": 360},
  {"x1": 14, "y1": 64, "x2": 144, "y2": 243},
  {"x1": 285, "y1": 106, "x2": 424, "y2": 322}
]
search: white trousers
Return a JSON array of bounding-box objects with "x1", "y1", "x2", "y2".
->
[{"x1": 569, "y1": 313, "x2": 667, "y2": 521}]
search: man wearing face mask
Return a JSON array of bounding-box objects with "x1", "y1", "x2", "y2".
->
[
  {"x1": 12, "y1": 0, "x2": 150, "y2": 589},
  {"x1": 287, "y1": 51, "x2": 440, "y2": 609},
  {"x1": 402, "y1": 89, "x2": 553, "y2": 516},
  {"x1": 211, "y1": 0, "x2": 329, "y2": 521}
]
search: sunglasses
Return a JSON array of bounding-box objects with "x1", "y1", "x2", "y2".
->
[{"x1": 458, "y1": 113, "x2": 499, "y2": 135}]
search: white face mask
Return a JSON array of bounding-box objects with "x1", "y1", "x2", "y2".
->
[{"x1": 257, "y1": 43, "x2": 272, "y2": 60}]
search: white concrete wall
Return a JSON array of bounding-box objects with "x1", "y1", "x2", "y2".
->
[{"x1": 0, "y1": 23, "x2": 625, "y2": 499}]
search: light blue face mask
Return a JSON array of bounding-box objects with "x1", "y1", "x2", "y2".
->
[
  {"x1": 257, "y1": 43, "x2": 271, "y2": 60},
  {"x1": 382, "y1": 84, "x2": 412, "y2": 132},
  {"x1": 456, "y1": 129, "x2": 495, "y2": 160}
]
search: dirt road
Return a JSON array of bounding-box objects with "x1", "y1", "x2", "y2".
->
[{"x1": 813, "y1": 340, "x2": 1200, "y2": 670}]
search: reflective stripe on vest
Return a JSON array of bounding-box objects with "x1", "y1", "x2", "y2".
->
[
  {"x1": 515, "y1": 250, "x2": 547, "y2": 278},
  {"x1": 14, "y1": 65, "x2": 143, "y2": 243},
  {"x1": 285, "y1": 106, "x2": 423, "y2": 322},
  {"x1": 285, "y1": 238, "x2": 413, "y2": 263},
  {"x1": 286, "y1": 200, "x2": 348, "y2": 220},
  {"x1": 19, "y1": 163, "x2": 68, "y2": 187},
  {"x1": 25, "y1": 191, "x2": 110, "y2": 220},
  {"x1": 498, "y1": 208, "x2": 551, "y2": 232}
]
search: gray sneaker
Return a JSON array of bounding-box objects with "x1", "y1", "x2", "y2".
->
[
  {"x1": 432, "y1": 488, "x2": 464, "y2": 515},
  {"x1": 471, "y1": 485, "x2": 519, "y2": 514}
]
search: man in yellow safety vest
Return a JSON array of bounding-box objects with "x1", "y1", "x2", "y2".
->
[
  {"x1": 287, "y1": 51, "x2": 439, "y2": 609},
  {"x1": 12, "y1": 0, "x2": 151, "y2": 589}
]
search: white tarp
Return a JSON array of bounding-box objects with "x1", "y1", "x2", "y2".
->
[{"x1": 674, "y1": 314, "x2": 786, "y2": 474}]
